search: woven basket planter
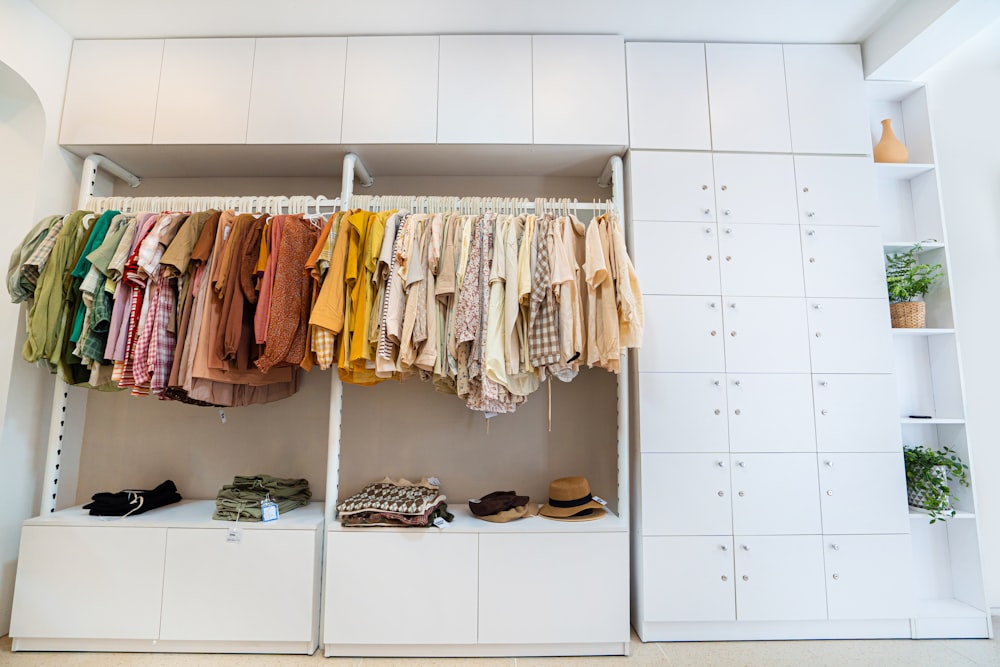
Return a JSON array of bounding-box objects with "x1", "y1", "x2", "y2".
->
[{"x1": 890, "y1": 301, "x2": 926, "y2": 328}]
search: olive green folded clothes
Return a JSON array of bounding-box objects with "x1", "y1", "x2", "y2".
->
[{"x1": 212, "y1": 474, "x2": 311, "y2": 521}]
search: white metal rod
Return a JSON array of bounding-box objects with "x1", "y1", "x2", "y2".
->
[
  {"x1": 597, "y1": 154, "x2": 620, "y2": 189},
  {"x1": 82, "y1": 154, "x2": 141, "y2": 189}
]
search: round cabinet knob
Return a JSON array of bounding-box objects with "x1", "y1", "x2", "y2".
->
[
  {"x1": 819, "y1": 380, "x2": 829, "y2": 387},
  {"x1": 825, "y1": 460, "x2": 834, "y2": 467},
  {"x1": 815, "y1": 332, "x2": 823, "y2": 338},
  {"x1": 714, "y1": 409, "x2": 722, "y2": 416},
  {"x1": 729, "y1": 303, "x2": 737, "y2": 309},
  {"x1": 734, "y1": 409, "x2": 742, "y2": 416},
  {"x1": 738, "y1": 490, "x2": 745, "y2": 497},
  {"x1": 813, "y1": 304, "x2": 822, "y2": 310},
  {"x1": 731, "y1": 331, "x2": 738, "y2": 337},
  {"x1": 725, "y1": 255, "x2": 733, "y2": 262},
  {"x1": 743, "y1": 575, "x2": 750, "y2": 582},
  {"x1": 706, "y1": 255, "x2": 714, "y2": 261},
  {"x1": 702, "y1": 184, "x2": 709, "y2": 191},
  {"x1": 832, "y1": 574, "x2": 840, "y2": 581},
  {"x1": 714, "y1": 379, "x2": 722, "y2": 386},
  {"x1": 827, "y1": 489, "x2": 834, "y2": 496},
  {"x1": 703, "y1": 208, "x2": 712, "y2": 215},
  {"x1": 809, "y1": 257, "x2": 816, "y2": 263},
  {"x1": 721, "y1": 575, "x2": 729, "y2": 581},
  {"x1": 710, "y1": 330, "x2": 717, "y2": 337},
  {"x1": 832, "y1": 544, "x2": 840, "y2": 551},
  {"x1": 704, "y1": 227, "x2": 713, "y2": 234},
  {"x1": 721, "y1": 185, "x2": 728, "y2": 191},
  {"x1": 734, "y1": 380, "x2": 742, "y2": 387},
  {"x1": 741, "y1": 545, "x2": 750, "y2": 551},
  {"x1": 807, "y1": 211, "x2": 816, "y2": 218},
  {"x1": 717, "y1": 460, "x2": 726, "y2": 467},
  {"x1": 709, "y1": 302, "x2": 717, "y2": 308},
  {"x1": 821, "y1": 409, "x2": 829, "y2": 416},
  {"x1": 720, "y1": 544, "x2": 729, "y2": 551},
  {"x1": 718, "y1": 490, "x2": 725, "y2": 497},
  {"x1": 807, "y1": 229, "x2": 816, "y2": 236},
  {"x1": 802, "y1": 186, "x2": 810, "y2": 193},
  {"x1": 723, "y1": 210, "x2": 732, "y2": 217},
  {"x1": 737, "y1": 461, "x2": 746, "y2": 468}
]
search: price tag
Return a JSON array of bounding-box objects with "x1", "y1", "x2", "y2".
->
[
  {"x1": 227, "y1": 527, "x2": 243, "y2": 544},
  {"x1": 219, "y1": 409, "x2": 227, "y2": 424},
  {"x1": 433, "y1": 517, "x2": 447, "y2": 528},
  {"x1": 261, "y1": 500, "x2": 279, "y2": 522},
  {"x1": 427, "y1": 476, "x2": 441, "y2": 487},
  {"x1": 592, "y1": 495, "x2": 608, "y2": 506}
]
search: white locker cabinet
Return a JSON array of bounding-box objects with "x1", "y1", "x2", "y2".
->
[
  {"x1": 807, "y1": 298, "x2": 894, "y2": 374},
  {"x1": 713, "y1": 153, "x2": 798, "y2": 225},
  {"x1": 813, "y1": 374, "x2": 901, "y2": 453},
  {"x1": 625, "y1": 42, "x2": 711, "y2": 150},
  {"x1": 634, "y1": 221, "x2": 720, "y2": 295},
  {"x1": 341, "y1": 36, "x2": 440, "y2": 143},
  {"x1": 532, "y1": 35, "x2": 628, "y2": 145},
  {"x1": 10, "y1": 526, "x2": 167, "y2": 640},
  {"x1": 438, "y1": 36, "x2": 533, "y2": 144},
  {"x1": 726, "y1": 374, "x2": 815, "y2": 453},
  {"x1": 824, "y1": 535, "x2": 913, "y2": 620},
  {"x1": 717, "y1": 224, "x2": 805, "y2": 297},
  {"x1": 628, "y1": 151, "x2": 716, "y2": 223},
  {"x1": 721, "y1": 297, "x2": 811, "y2": 374},
  {"x1": 818, "y1": 454, "x2": 910, "y2": 535},
  {"x1": 324, "y1": 531, "x2": 478, "y2": 645},
  {"x1": 642, "y1": 536, "x2": 736, "y2": 622},
  {"x1": 794, "y1": 156, "x2": 878, "y2": 227},
  {"x1": 478, "y1": 532, "x2": 628, "y2": 644},
  {"x1": 801, "y1": 226, "x2": 887, "y2": 298},
  {"x1": 153, "y1": 39, "x2": 255, "y2": 144},
  {"x1": 783, "y1": 45, "x2": 870, "y2": 155},
  {"x1": 640, "y1": 295, "x2": 725, "y2": 373},
  {"x1": 60, "y1": 40, "x2": 163, "y2": 144},
  {"x1": 641, "y1": 453, "x2": 732, "y2": 536},
  {"x1": 730, "y1": 454, "x2": 821, "y2": 536},
  {"x1": 705, "y1": 44, "x2": 792, "y2": 153},
  {"x1": 246, "y1": 38, "x2": 347, "y2": 144},
  {"x1": 734, "y1": 536, "x2": 827, "y2": 621},
  {"x1": 639, "y1": 373, "x2": 728, "y2": 453}
]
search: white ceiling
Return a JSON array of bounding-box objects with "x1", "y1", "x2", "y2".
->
[{"x1": 31, "y1": 0, "x2": 903, "y2": 43}]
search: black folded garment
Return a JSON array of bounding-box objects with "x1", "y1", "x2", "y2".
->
[{"x1": 82, "y1": 480, "x2": 182, "y2": 517}]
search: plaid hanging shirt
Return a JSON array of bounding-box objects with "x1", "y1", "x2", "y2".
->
[{"x1": 528, "y1": 215, "x2": 560, "y2": 368}]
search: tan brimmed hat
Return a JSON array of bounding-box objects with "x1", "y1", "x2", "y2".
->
[{"x1": 539, "y1": 476, "x2": 606, "y2": 521}]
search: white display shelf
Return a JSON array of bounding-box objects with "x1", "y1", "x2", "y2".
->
[
  {"x1": 892, "y1": 328, "x2": 955, "y2": 336},
  {"x1": 874, "y1": 163, "x2": 935, "y2": 181},
  {"x1": 909, "y1": 508, "x2": 975, "y2": 520},
  {"x1": 900, "y1": 417, "x2": 965, "y2": 425},
  {"x1": 883, "y1": 241, "x2": 945, "y2": 254},
  {"x1": 328, "y1": 504, "x2": 626, "y2": 534}
]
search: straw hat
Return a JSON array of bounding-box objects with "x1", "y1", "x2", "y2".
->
[{"x1": 539, "y1": 476, "x2": 606, "y2": 521}]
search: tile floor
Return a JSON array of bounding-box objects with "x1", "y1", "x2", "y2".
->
[{"x1": 1, "y1": 619, "x2": 998, "y2": 667}]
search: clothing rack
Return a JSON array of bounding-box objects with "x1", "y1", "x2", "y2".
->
[{"x1": 83, "y1": 194, "x2": 343, "y2": 215}]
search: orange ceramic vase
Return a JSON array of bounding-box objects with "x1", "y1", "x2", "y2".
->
[{"x1": 874, "y1": 118, "x2": 909, "y2": 163}]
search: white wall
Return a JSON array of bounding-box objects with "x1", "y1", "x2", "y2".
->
[{"x1": 923, "y1": 17, "x2": 1000, "y2": 610}]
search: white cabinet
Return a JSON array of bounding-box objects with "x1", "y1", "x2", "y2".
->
[
  {"x1": 813, "y1": 374, "x2": 900, "y2": 453},
  {"x1": 60, "y1": 40, "x2": 163, "y2": 144},
  {"x1": 532, "y1": 35, "x2": 628, "y2": 145},
  {"x1": 807, "y1": 298, "x2": 893, "y2": 373},
  {"x1": 824, "y1": 535, "x2": 913, "y2": 619},
  {"x1": 640, "y1": 296, "x2": 725, "y2": 373},
  {"x1": 794, "y1": 156, "x2": 878, "y2": 226},
  {"x1": 783, "y1": 45, "x2": 870, "y2": 155},
  {"x1": 153, "y1": 39, "x2": 255, "y2": 144},
  {"x1": 625, "y1": 42, "x2": 711, "y2": 150},
  {"x1": 818, "y1": 453, "x2": 910, "y2": 535},
  {"x1": 705, "y1": 44, "x2": 791, "y2": 152},
  {"x1": 639, "y1": 373, "x2": 728, "y2": 453},
  {"x1": 629, "y1": 151, "x2": 716, "y2": 222},
  {"x1": 713, "y1": 153, "x2": 797, "y2": 225},
  {"x1": 721, "y1": 297, "x2": 810, "y2": 374},
  {"x1": 634, "y1": 221, "x2": 720, "y2": 295},
  {"x1": 246, "y1": 38, "x2": 346, "y2": 144},
  {"x1": 342, "y1": 36, "x2": 440, "y2": 143},
  {"x1": 801, "y1": 226, "x2": 886, "y2": 298},
  {"x1": 734, "y1": 536, "x2": 827, "y2": 621},
  {"x1": 717, "y1": 224, "x2": 804, "y2": 297},
  {"x1": 642, "y1": 536, "x2": 735, "y2": 622},
  {"x1": 438, "y1": 36, "x2": 532, "y2": 144},
  {"x1": 726, "y1": 374, "x2": 815, "y2": 453},
  {"x1": 641, "y1": 453, "x2": 732, "y2": 536},
  {"x1": 730, "y1": 454, "x2": 821, "y2": 535}
]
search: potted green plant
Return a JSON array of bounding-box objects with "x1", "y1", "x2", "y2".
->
[
  {"x1": 903, "y1": 445, "x2": 970, "y2": 523},
  {"x1": 885, "y1": 243, "x2": 944, "y2": 328}
]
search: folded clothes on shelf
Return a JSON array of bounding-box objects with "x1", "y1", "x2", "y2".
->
[
  {"x1": 82, "y1": 479, "x2": 182, "y2": 517},
  {"x1": 212, "y1": 474, "x2": 311, "y2": 521},
  {"x1": 337, "y1": 477, "x2": 454, "y2": 527}
]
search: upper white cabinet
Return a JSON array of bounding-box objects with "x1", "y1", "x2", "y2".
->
[
  {"x1": 61, "y1": 40, "x2": 163, "y2": 144},
  {"x1": 783, "y1": 45, "x2": 870, "y2": 155},
  {"x1": 629, "y1": 151, "x2": 716, "y2": 223},
  {"x1": 532, "y1": 35, "x2": 628, "y2": 145},
  {"x1": 247, "y1": 38, "x2": 346, "y2": 144},
  {"x1": 713, "y1": 154, "x2": 798, "y2": 225},
  {"x1": 626, "y1": 42, "x2": 711, "y2": 150},
  {"x1": 153, "y1": 39, "x2": 255, "y2": 144},
  {"x1": 705, "y1": 44, "x2": 791, "y2": 152},
  {"x1": 438, "y1": 36, "x2": 532, "y2": 144},
  {"x1": 342, "y1": 36, "x2": 440, "y2": 144},
  {"x1": 794, "y1": 156, "x2": 878, "y2": 226}
]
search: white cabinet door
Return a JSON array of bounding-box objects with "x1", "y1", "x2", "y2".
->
[
  {"x1": 727, "y1": 374, "x2": 815, "y2": 453},
  {"x1": 794, "y1": 156, "x2": 878, "y2": 227},
  {"x1": 734, "y1": 536, "x2": 827, "y2": 621},
  {"x1": 10, "y1": 526, "x2": 166, "y2": 639},
  {"x1": 247, "y1": 38, "x2": 346, "y2": 144},
  {"x1": 784, "y1": 45, "x2": 870, "y2": 155},
  {"x1": 713, "y1": 153, "x2": 798, "y2": 225},
  {"x1": 533, "y1": 35, "x2": 628, "y2": 145},
  {"x1": 643, "y1": 536, "x2": 736, "y2": 622},
  {"x1": 324, "y1": 531, "x2": 478, "y2": 644},
  {"x1": 818, "y1": 453, "x2": 910, "y2": 535},
  {"x1": 639, "y1": 373, "x2": 728, "y2": 453},
  {"x1": 641, "y1": 453, "x2": 732, "y2": 536},
  {"x1": 438, "y1": 35, "x2": 532, "y2": 144},
  {"x1": 718, "y1": 224, "x2": 804, "y2": 297},
  {"x1": 153, "y1": 38, "x2": 255, "y2": 144},
  {"x1": 807, "y1": 298, "x2": 894, "y2": 374},
  {"x1": 61, "y1": 40, "x2": 163, "y2": 144},
  {"x1": 801, "y1": 226, "x2": 887, "y2": 298},
  {"x1": 160, "y1": 527, "x2": 318, "y2": 642},
  {"x1": 480, "y1": 533, "x2": 628, "y2": 644},
  {"x1": 629, "y1": 151, "x2": 716, "y2": 223},
  {"x1": 731, "y1": 454, "x2": 821, "y2": 535},
  {"x1": 626, "y1": 42, "x2": 711, "y2": 150},
  {"x1": 634, "y1": 221, "x2": 720, "y2": 295},
  {"x1": 342, "y1": 36, "x2": 439, "y2": 143},
  {"x1": 814, "y1": 374, "x2": 901, "y2": 453},
  {"x1": 706, "y1": 44, "x2": 791, "y2": 152},
  {"x1": 824, "y1": 535, "x2": 913, "y2": 619},
  {"x1": 640, "y1": 296, "x2": 725, "y2": 373},
  {"x1": 722, "y1": 297, "x2": 810, "y2": 373}
]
